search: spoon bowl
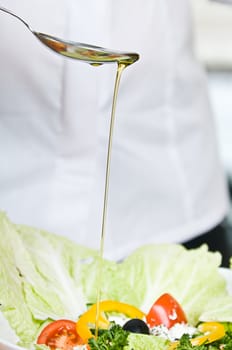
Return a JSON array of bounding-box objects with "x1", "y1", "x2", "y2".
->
[{"x1": 0, "y1": 6, "x2": 139, "y2": 65}]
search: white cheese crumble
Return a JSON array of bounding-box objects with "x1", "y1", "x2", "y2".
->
[
  {"x1": 108, "y1": 315, "x2": 129, "y2": 326},
  {"x1": 151, "y1": 323, "x2": 197, "y2": 341},
  {"x1": 73, "y1": 346, "x2": 89, "y2": 350}
]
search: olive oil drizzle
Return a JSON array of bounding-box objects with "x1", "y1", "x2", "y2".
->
[
  {"x1": 0, "y1": 6, "x2": 139, "y2": 340},
  {"x1": 94, "y1": 57, "x2": 138, "y2": 337},
  {"x1": 44, "y1": 36, "x2": 140, "y2": 338},
  {"x1": 94, "y1": 62, "x2": 125, "y2": 336}
]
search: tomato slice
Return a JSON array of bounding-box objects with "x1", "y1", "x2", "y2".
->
[
  {"x1": 146, "y1": 293, "x2": 187, "y2": 329},
  {"x1": 37, "y1": 319, "x2": 86, "y2": 350}
]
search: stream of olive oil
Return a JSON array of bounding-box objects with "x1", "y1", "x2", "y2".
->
[
  {"x1": 39, "y1": 33, "x2": 139, "y2": 338},
  {"x1": 43, "y1": 36, "x2": 139, "y2": 336},
  {"x1": 93, "y1": 56, "x2": 139, "y2": 337},
  {"x1": 0, "y1": 10, "x2": 138, "y2": 339},
  {"x1": 94, "y1": 62, "x2": 125, "y2": 336},
  {"x1": 46, "y1": 40, "x2": 140, "y2": 337}
]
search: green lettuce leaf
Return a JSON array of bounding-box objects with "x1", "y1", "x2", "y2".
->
[
  {"x1": 125, "y1": 333, "x2": 169, "y2": 350},
  {"x1": 199, "y1": 295, "x2": 232, "y2": 322},
  {"x1": 117, "y1": 244, "x2": 228, "y2": 325},
  {"x1": 15, "y1": 223, "x2": 97, "y2": 320},
  {"x1": 80, "y1": 257, "x2": 141, "y2": 306},
  {"x1": 0, "y1": 212, "x2": 98, "y2": 343},
  {"x1": 0, "y1": 212, "x2": 41, "y2": 344}
]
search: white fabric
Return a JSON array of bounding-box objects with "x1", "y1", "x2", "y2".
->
[
  {"x1": 211, "y1": 0, "x2": 232, "y2": 4},
  {"x1": 0, "y1": 0, "x2": 229, "y2": 259}
]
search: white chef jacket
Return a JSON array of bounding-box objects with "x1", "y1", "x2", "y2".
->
[{"x1": 0, "y1": 0, "x2": 229, "y2": 260}]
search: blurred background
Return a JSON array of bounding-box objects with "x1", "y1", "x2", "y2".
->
[{"x1": 191, "y1": 0, "x2": 232, "y2": 253}]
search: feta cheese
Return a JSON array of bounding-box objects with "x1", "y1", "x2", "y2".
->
[{"x1": 151, "y1": 323, "x2": 197, "y2": 341}]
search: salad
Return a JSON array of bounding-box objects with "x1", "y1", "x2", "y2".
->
[
  {"x1": 35, "y1": 293, "x2": 230, "y2": 350},
  {"x1": 0, "y1": 212, "x2": 232, "y2": 350}
]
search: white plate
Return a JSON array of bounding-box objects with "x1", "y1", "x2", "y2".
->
[
  {"x1": 0, "y1": 268, "x2": 232, "y2": 350},
  {"x1": 0, "y1": 340, "x2": 22, "y2": 350}
]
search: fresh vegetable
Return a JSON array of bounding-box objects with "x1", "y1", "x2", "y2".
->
[
  {"x1": 197, "y1": 295, "x2": 232, "y2": 323},
  {"x1": 76, "y1": 300, "x2": 145, "y2": 342},
  {"x1": 36, "y1": 298, "x2": 226, "y2": 350},
  {"x1": 119, "y1": 244, "x2": 228, "y2": 326},
  {"x1": 175, "y1": 328, "x2": 232, "y2": 350},
  {"x1": 122, "y1": 318, "x2": 150, "y2": 334},
  {"x1": 37, "y1": 319, "x2": 85, "y2": 349},
  {"x1": 146, "y1": 293, "x2": 187, "y2": 329},
  {"x1": 176, "y1": 334, "x2": 203, "y2": 350},
  {"x1": 170, "y1": 322, "x2": 225, "y2": 350},
  {"x1": 216, "y1": 328, "x2": 232, "y2": 350},
  {"x1": 87, "y1": 323, "x2": 170, "y2": 350},
  {"x1": 0, "y1": 213, "x2": 99, "y2": 344},
  {"x1": 88, "y1": 323, "x2": 129, "y2": 350},
  {"x1": 192, "y1": 322, "x2": 225, "y2": 346},
  {"x1": 0, "y1": 213, "x2": 232, "y2": 350},
  {"x1": 125, "y1": 332, "x2": 169, "y2": 350}
]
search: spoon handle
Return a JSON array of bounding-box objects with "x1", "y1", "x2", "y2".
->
[{"x1": 0, "y1": 6, "x2": 30, "y2": 29}]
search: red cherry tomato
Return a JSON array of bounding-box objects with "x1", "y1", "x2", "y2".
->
[
  {"x1": 146, "y1": 293, "x2": 187, "y2": 329},
  {"x1": 37, "y1": 319, "x2": 87, "y2": 350}
]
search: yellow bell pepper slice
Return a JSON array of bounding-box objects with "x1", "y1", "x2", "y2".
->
[
  {"x1": 169, "y1": 322, "x2": 225, "y2": 350},
  {"x1": 76, "y1": 300, "x2": 145, "y2": 342},
  {"x1": 191, "y1": 322, "x2": 225, "y2": 346}
]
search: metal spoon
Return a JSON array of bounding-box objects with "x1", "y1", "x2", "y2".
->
[{"x1": 0, "y1": 6, "x2": 139, "y2": 65}]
